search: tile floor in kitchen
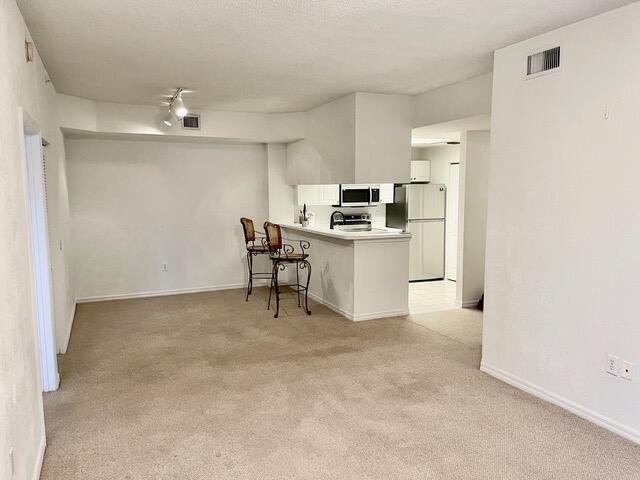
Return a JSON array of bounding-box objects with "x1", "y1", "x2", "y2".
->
[{"x1": 409, "y1": 279, "x2": 458, "y2": 314}]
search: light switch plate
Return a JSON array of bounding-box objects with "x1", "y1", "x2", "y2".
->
[
  {"x1": 606, "y1": 354, "x2": 618, "y2": 376},
  {"x1": 621, "y1": 361, "x2": 633, "y2": 381}
]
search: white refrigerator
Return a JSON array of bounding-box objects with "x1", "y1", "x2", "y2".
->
[{"x1": 386, "y1": 184, "x2": 446, "y2": 281}]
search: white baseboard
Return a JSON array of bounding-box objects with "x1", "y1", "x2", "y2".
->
[
  {"x1": 305, "y1": 290, "x2": 408, "y2": 322},
  {"x1": 455, "y1": 298, "x2": 480, "y2": 308},
  {"x1": 351, "y1": 309, "x2": 410, "y2": 321},
  {"x1": 306, "y1": 290, "x2": 353, "y2": 319},
  {"x1": 32, "y1": 435, "x2": 46, "y2": 480},
  {"x1": 76, "y1": 281, "x2": 267, "y2": 303},
  {"x1": 59, "y1": 301, "x2": 76, "y2": 354},
  {"x1": 480, "y1": 362, "x2": 640, "y2": 445}
]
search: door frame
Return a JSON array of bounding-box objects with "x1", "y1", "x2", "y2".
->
[{"x1": 22, "y1": 108, "x2": 59, "y2": 392}]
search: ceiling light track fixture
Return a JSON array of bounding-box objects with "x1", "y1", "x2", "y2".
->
[{"x1": 163, "y1": 87, "x2": 189, "y2": 126}]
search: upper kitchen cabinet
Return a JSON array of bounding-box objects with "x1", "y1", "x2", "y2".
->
[
  {"x1": 296, "y1": 184, "x2": 339, "y2": 206},
  {"x1": 286, "y1": 93, "x2": 412, "y2": 185},
  {"x1": 380, "y1": 183, "x2": 395, "y2": 203},
  {"x1": 410, "y1": 160, "x2": 431, "y2": 182}
]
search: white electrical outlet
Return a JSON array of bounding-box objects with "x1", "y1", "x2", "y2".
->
[
  {"x1": 162, "y1": 263, "x2": 168, "y2": 272},
  {"x1": 621, "y1": 361, "x2": 633, "y2": 381},
  {"x1": 606, "y1": 354, "x2": 619, "y2": 376}
]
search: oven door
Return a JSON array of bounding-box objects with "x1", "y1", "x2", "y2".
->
[{"x1": 340, "y1": 185, "x2": 371, "y2": 206}]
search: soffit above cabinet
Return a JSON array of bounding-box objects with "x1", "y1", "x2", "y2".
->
[{"x1": 286, "y1": 93, "x2": 412, "y2": 185}]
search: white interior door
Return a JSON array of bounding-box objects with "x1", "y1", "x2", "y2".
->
[
  {"x1": 446, "y1": 164, "x2": 460, "y2": 281},
  {"x1": 24, "y1": 125, "x2": 59, "y2": 392}
]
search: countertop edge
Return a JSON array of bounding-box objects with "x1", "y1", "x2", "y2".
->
[{"x1": 280, "y1": 223, "x2": 411, "y2": 241}]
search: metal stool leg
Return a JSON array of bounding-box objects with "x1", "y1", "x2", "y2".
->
[
  {"x1": 296, "y1": 263, "x2": 301, "y2": 307},
  {"x1": 273, "y1": 262, "x2": 281, "y2": 318},
  {"x1": 302, "y1": 260, "x2": 311, "y2": 315},
  {"x1": 245, "y1": 252, "x2": 253, "y2": 301},
  {"x1": 267, "y1": 261, "x2": 275, "y2": 311}
]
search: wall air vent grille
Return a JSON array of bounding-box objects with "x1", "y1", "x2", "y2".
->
[
  {"x1": 182, "y1": 114, "x2": 200, "y2": 130},
  {"x1": 527, "y1": 46, "x2": 560, "y2": 76}
]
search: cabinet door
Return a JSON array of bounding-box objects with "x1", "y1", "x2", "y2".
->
[
  {"x1": 410, "y1": 161, "x2": 431, "y2": 182},
  {"x1": 379, "y1": 183, "x2": 394, "y2": 203},
  {"x1": 296, "y1": 185, "x2": 320, "y2": 206},
  {"x1": 319, "y1": 184, "x2": 339, "y2": 205}
]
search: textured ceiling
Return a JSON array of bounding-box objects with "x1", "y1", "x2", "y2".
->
[{"x1": 18, "y1": 0, "x2": 633, "y2": 112}]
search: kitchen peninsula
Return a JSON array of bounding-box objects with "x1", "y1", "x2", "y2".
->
[{"x1": 281, "y1": 224, "x2": 411, "y2": 321}]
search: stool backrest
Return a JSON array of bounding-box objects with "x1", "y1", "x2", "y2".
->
[
  {"x1": 263, "y1": 222, "x2": 283, "y2": 252},
  {"x1": 240, "y1": 217, "x2": 256, "y2": 244}
]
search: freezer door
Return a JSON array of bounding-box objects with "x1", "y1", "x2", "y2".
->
[
  {"x1": 407, "y1": 184, "x2": 446, "y2": 220},
  {"x1": 407, "y1": 219, "x2": 445, "y2": 281}
]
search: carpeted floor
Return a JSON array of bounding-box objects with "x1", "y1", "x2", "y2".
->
[{"x1": 41, "y1": 288, "x2": 640, "y2": 479}]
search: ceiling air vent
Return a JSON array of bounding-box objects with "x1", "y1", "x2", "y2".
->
[
  {"x1": 527, "y1": 46, "x2": 560, "y2": 77},
  {"x1": 182, "y1": 114, "x2": 200, "y2": 130}
]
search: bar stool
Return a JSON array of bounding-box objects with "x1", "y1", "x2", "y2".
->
[
  {"x1": 240, "y1": 217, "x2": 271, "y2": 301},
  {"x1": 263, "y1": 222, "x2": 312, "y2": 318}
]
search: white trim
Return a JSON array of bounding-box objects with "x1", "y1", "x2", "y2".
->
[
  {"x1": 306, "y1": 290, "x2": 353, "y2": 319},
  {"x1": 59, "y1": 301, "x2": 77, "y2": 354},
  {"x1": 351, "y1": 308, "x2": 410, "y2": 322},
  {"x1": 480, "y1": 362, "x2": 640, "y2": 445},
  {"x1": 306, "y1": 290, "x2": 409, "y2": 322},
  {"x1": 22, "y1": 110, "x2": 59, "y2": 393},
  {"x1": 455, "y1": 298, "x2": 480, "y2": 308},
  {"x1": 31, "y1": 436, "x2": 46, "y2": 480},
  {"x1": 76, "y1": 281, "x2": 267, "y2": 303}
]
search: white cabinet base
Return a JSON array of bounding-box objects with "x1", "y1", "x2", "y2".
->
[{"x1": 281, "y1": 226, "x2": 410, "y2": 321}]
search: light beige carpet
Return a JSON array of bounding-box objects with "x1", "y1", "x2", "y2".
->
[
  {"x1": 41, "y1": 288, "x2": 640, "y2": 479},
  {"x1": 408, "y1": 307, "x2": 483, "y2": 348}
]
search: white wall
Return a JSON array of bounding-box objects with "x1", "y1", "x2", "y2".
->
[
  {"x1": 286, "y1": 94, "x2": 356, "y2": 185},
  {"x1": 267, "y1": 143, "x2": 296, "y2": 224},
  {"x1": 457, "y1": 131, "x2": 489, "y2": 305},
  {"x1": 483, "y1": 2, "x2": 640, "y2": 443},
  {"x1": 0, "y1": 0, "x2": 75, "y2": 477},
  {"x1": 413, "y1": 73, "x2": 493, "y2": 128},
  {"x1": 286, "y1": 93, "x2": 413, "y2": 185},
  {"x1": 412, "y1": 145, "x2": 460, "y2": 184},
  {"x1": 298, "y1": 204, "x2": 387, "y2": 229},
  {"x1": 66, "y1": 138, "x2": 269, "y2": 300},
  {"x1": 57, "y1": 94, "x2": 306, "y2": 143},
  {"x1": 44, "y1": 141, "x2": 76, "y2": 353},
  {"x1": 354, "y1": 93, "x2": 413, "y2": 184}
]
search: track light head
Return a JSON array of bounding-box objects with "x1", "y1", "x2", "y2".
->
[
  {"x1": 162, "y1": 88, "x2": 188, "y2": 126},
  {"x1": 173, "y1": 96, "x2": 188, "y2": 119},
  {"x1": 163, "y1": 108, "x2": 179, "y2": 127}
]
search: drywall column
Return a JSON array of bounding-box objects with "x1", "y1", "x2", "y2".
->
[
  {"x1": 456, "y1": 130, "x2": 490, "y2": 307},
  {"x1": 482, "y1": 2, "x2": 640, "y2": 443},
  {"x1": 267, "y1": 144, "x2": 295, "y2": 224}
]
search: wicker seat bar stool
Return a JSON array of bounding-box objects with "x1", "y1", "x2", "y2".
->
[
  {"x1": 263, "y1": 222, "x2": 312, "y2": 318},
  {"x1": 240, "y1": 217, "x2": 271, "y2": 301}
]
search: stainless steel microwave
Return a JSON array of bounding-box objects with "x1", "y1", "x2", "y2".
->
[{"x1": 340, "y1": 184, "x2": 380, "y2": 207}]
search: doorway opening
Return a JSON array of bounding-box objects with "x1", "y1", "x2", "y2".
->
[
  {"x1": 23, "y1": 112, "x2": 59, "y2": 392},
  {"x1": 404, "y1": 115, "x2": 490, "y2": 317}
]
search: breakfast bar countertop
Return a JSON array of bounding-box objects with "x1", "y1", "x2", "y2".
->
[{"x1": 280, "y1": 223, "x2": 411, "y2": 241}]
